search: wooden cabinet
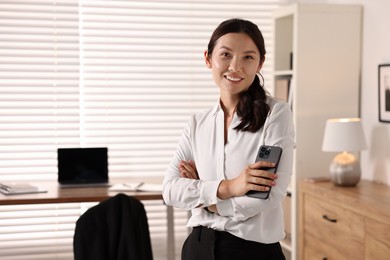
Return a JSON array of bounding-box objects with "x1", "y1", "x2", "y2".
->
[
  {"x1": 299, "y1": 180, "x2": 390, "y2": 260},
  {"x1": 365, "y1": 218, "x2": 390, "y2": 259},
  {"x1": 272, "y1": 4, "x2": 362, "y2": 259}
]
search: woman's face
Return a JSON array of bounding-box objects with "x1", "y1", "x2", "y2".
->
[{"x1": 205, "y1": 32, "x2": 263, "y2": 97}]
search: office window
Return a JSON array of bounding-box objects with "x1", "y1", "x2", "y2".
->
[{"x1": 0, "y1": 0, "x2": 283, "y2": 259}]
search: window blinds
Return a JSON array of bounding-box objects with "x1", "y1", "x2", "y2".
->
[
  {"x1": 0, "y1": 0, "x2": 282, "y2": 259},
  {"x1": 0, "y1": 0, "x2": 80, "y2": 181}
]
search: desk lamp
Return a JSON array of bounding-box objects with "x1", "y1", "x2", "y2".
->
[{"x1": 322, "y1": 118, "x2": 367, "y2": 186}]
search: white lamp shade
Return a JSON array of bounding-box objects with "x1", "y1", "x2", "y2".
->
[{"x1": 322, "y1": 118, "x2": 367, "y2": 152}]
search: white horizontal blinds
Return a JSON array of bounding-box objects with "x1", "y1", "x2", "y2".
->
[
  {"x1": 0, "y1": 1, "x2": 80, "y2": 260},
  {"x1": 0, "y1": 0, "x2": 80, "y2": 182},
  {"x1": 0, "y1": 203, "x2": 82, "y2": 260},
  {"x1": 79, "y1": 0, "x2": 278, "y2": 179}
]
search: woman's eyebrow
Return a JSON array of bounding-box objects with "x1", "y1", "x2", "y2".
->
[
  {"x1": 243, "y1": 50, "x2": 257, "y2": 54},
  {"x1": 219, "y1": 46, "x2": 233, "y2": 51},
  {"x1": 219, "y1": 46, "x2": 257, "y2": 54}
]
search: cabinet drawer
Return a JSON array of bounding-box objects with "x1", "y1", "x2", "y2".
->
[
  {"x1": 303, "y1": 195, "x2": 364, "y2": 259},
  {"x1": 365, "y1": 218, "x2": 390, "y2": 260},
  {"x1": 304, "y1": 233, "x2": 352, "y2": 260}
]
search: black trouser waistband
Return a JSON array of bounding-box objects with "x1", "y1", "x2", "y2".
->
[{"x1": 182, "y1": 226, "x2": 286, "y2": 260}]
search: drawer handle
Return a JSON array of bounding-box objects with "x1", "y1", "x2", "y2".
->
[{"x1": 322, "y1": 214, "x2": 337, "y2": 223}]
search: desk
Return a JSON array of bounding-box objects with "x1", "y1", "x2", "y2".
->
[{"x1": 0, "y1": 182, "x2": 175, "y2": 260}]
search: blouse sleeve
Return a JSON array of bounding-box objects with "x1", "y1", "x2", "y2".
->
[{"x1": 162, "y1": 116, "x2": 221, "y2": 210}]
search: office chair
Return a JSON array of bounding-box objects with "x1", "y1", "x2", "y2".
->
[{"x1": 73, "y1": 193, "x2": 153, "y2": 260}]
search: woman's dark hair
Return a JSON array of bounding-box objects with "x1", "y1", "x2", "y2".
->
[{"x1": 207, "y1": 18, "x2": 269, "y2": 133}]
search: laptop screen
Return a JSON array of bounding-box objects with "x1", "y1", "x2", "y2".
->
[{"x1": 57, "y1": 147, "x2": 108, "y2": 185}]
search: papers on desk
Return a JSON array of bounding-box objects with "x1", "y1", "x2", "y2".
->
[
  {"x1": 0, "y1": 182, "x2": 47, "y2": 195},
  {"x1": 109, "y1": 182, "x2": 162, "y2": 192}
]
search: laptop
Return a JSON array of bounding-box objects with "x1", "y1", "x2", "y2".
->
[{"x1": 57, "y1": 147, "x2": 111, "y2": 188}]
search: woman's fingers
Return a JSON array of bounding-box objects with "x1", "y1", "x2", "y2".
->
[
  {"x1": 250, "y1": 174, "x2": 276, "y2": 187},
  {"x1": 188, "y1": 160, "x2": 197, "y2": 171},
  {"x1": 181, "y1": 161, "x2": 194, "y2": 172},
  {"x1": 249, "y1": 183, "x2": 271, "y2": 192},
  {"x1": 244, "y1": 164, "x2": 278, "y2": 191},
  {"x1": 179, "y1": 160, "x2": 199, "y2": 179},
  {"x1": 250, "y1": 160, "x2": 276, "y2": 170}
]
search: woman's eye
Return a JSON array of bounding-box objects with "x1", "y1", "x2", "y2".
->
[
  {"x1": 244, "y1": 55, "x2": 254, "y2": 60},
  {"x1": 221, "y1": 52, "x2": 230, "y2": 57}
]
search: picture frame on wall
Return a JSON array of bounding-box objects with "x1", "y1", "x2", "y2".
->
[{"x1": 378, "y1": 64, "x2": 390, "y2": 122}]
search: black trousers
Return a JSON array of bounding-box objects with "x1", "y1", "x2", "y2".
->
[{"x1": 182, "y1": 226, "x2": 286, "y2": 260}]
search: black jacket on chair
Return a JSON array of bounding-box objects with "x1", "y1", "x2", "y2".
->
[{"x1": 73, "y1": 193, "x2": 153, "y2": 260}]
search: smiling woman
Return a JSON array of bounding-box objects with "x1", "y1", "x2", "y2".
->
[
  {"x1": 0, "y1": 1, "x2": 283, "y2": 259},
  {"x1": 163, "y1": 18, "x2": 295, "y2": 260}
]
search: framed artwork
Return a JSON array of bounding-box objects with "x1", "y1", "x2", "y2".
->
[{"x1": 378, "y1": 64, "x2": 390, "y2": 122}]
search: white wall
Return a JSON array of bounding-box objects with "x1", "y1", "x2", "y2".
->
[{"x1": 289, "y1": 0, "x2": 390, "y2": 185}]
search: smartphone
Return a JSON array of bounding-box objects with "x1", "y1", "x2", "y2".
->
[{"x1": 246, "y1": 145, "x2": 283, "y2": 199}]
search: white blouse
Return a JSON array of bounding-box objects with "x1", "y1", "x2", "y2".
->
[{"x1": 163, "y1": 96, "x2": 295, "y2": 243}]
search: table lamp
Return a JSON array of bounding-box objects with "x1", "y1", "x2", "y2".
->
[{"x1": 322, "y1": 118, "x2": 367, "y2": 186}]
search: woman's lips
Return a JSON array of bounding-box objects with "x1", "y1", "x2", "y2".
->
[{"x1": 225, "y1": 75, "x2": 243, "y2": 82}]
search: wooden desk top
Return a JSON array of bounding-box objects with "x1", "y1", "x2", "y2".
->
[{"x1": 0, "y1": 181, "x2": 163, "y2": 205}]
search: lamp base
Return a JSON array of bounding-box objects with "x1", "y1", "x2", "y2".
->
[{"x1": 329, "y1": 152, "x2": 361, "y2": 187}]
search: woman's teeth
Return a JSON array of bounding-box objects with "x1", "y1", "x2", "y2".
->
[{"x1": 226, "y1": 76, "x2": 241, "y2": 82}]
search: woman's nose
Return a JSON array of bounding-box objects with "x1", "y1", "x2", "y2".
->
[{"x1": 228, "y1": 57, "x2": 242, "y2": 72}]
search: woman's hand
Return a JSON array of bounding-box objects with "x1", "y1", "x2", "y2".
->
[
  {"x1": 178, "y1": 160, "x2": 199, "y2": 179},
  {"x1": 217, "y1": 160, "x2": 278, "y2": 200}
]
